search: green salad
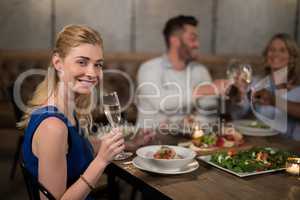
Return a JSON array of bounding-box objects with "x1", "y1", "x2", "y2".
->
[
  {"x1": 247, "y1": 121, "x2": 270, "y2": 129},
  {"x1": 201, "y1": 134, "x2": 217, "y2": 145},
  {"x1": 210, "y1": 147, "x2": 296, "y2": 173}
]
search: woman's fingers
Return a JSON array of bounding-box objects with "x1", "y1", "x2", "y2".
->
[
  {"x1": 113, "y1": 144, "x2": 125, "y2": 155},
  {"x1": 99, "y1": 130, "x2": 123, "y2": 149},
  {"x1": 111, "y1": 132, "x2": 123, "y2": 143},
  {"x1": 101, "y1": 128, "x2": 122, "y2": 140},
  {"x1": 106, "y1": 137, "x2": 125, "y2": 158},
  {"x1": 110, "y1": 138, "x2": 125, "y2": 150},
  {"x1": 97, "y1": 132, "x2": 125, "y2": 161},
  {"x1": 252, "y1": 89, "x2": 274, "y2": 105}
]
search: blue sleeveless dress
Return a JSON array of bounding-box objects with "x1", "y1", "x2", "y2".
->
[{"x1": 22, "y1": 106, "x2": 94, "y2": 199}]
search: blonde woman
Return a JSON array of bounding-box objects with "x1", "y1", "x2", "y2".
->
[{"x1": 20, "y1": 25, "x2": 127, "y2": 200}]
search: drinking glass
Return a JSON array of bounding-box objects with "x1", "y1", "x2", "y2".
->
[
  {"x1": 239, "y1": 63, "x2": 252, "y2": 84},
  {"x1": 103, "y1": 91, "x2": 132, "y2": 160},
  {"x1": 226, "y1": 60, "x2": 253, "y2": 100},
  {"x1": 220, "y1": 60, "x2": 253, "y2": 134},
  {"x1": 226, "y1": 60, "x2": 252, "y2": 84}
]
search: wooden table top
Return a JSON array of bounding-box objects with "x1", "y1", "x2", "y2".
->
[{"x1": 108, "y1": 135, "x2": 300, "y2": 200}]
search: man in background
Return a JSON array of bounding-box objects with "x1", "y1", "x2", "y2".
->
[{"x1": 136, "y1": 15, "x2": 216, "y2": 129}]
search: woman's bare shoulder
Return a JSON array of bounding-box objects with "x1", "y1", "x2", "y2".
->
[
  {"x1": 35, "y1": 117, "x2": 68, "y2": 141},
  {"x1": 33, "y1": 117, "x2": 69, "y2": 157}
]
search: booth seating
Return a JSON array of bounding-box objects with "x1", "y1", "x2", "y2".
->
[{"x1": 0, "y1": 50, "x2": 264, "y2": 127}]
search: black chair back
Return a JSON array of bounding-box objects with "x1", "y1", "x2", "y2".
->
[
  {"x1": 8, "y1": 84, "x2": 24, "y2": 179},
  {"x1": 7, "y1": 84, "x2": 23, "y2": 121},
  {"x1": 20, "y1": 162, "x2": 56, "y2": 200}
]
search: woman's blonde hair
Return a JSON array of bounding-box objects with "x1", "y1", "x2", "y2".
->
[
  {"x1": 263, "y1": 33, "x2": 300, "y2": 84},
  {"x1": 17, "y1": 24, "x2": 103, "y2": 134}
]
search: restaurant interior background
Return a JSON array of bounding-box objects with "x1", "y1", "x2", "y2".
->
[
  {"x1": 0, "y1": 0, "x2": 299, "y2": 199},
  {"x1": 1, "y1": 0, "x2": 299, "y2": 53}
]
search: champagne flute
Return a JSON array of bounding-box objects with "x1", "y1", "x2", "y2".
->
[{"x1": 103, "y1": 91, "x2": 132, "y2": 160}]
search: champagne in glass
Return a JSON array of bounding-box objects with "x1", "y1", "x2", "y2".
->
[
  {"x1": 104, "y1": 104, "x2": 121, "y2": 128},
  {"x1": 239, "y1": 63, "x2": 252, "y2": 84},
  {"x1": 103, "y1": 91, "x2": 121, "y2": 128},
  {"x1": 102, "y1": 91, "x2": 132, "y2": 160}
]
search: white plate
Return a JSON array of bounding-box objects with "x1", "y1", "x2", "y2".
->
[
  {"x1": 132, "y1": 156, "x2": 199, "y2": 175},
  {"x1": 198, "y1": 155, "x2": 285, "y2": 177},
  {"x1": 233, "y1": 119, "x2": 279, "y2": 136}
]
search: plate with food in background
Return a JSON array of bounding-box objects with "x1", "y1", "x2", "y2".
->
[
  {"x1": 178, "y1": 126, "x2": 251, "y2": 155},
  {"x1": 233, "y1": 119, "x2": 279, "y2": 136}
]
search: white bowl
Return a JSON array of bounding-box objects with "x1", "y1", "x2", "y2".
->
[{"x1": 136, "y1": 145, "x2": 196, "y2": 171}]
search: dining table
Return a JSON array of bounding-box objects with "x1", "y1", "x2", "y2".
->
[{"x1": 104, "y1": 133, "x2": 300, "y2": 200}]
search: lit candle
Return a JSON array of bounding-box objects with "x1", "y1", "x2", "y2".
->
[
  {"x1": 192, "y1": 125, "x2": 204, "y2": 139},
  {"x1": 286, "y1": 164, "x2": 300, "y2": 175},
  {"x1": 286, "y1": 158, "x2": 300, "y2": 175}
]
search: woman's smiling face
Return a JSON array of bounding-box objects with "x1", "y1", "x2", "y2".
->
[
  {"x1": 54, "y1": 43, "x2": 104, "y2": 94},
  {"x1": 267, "y1": 38, "x2": 290, "y2": 71}
]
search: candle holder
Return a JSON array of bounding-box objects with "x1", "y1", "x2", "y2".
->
[{"x1": 286, "y1": 157, "x2": 300, "y2": 175}]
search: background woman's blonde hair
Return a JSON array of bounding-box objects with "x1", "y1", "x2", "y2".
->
[
  {"x1": 263, "y1": 33, "x2": 300, "y2": 85},
  {"x1": 17, "y1": 24, "x2": 103, "y2": 135}
]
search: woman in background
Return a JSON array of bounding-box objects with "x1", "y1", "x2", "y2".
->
[{"x1": 229, "y1": 33, "x2": 300, "y2": 140}]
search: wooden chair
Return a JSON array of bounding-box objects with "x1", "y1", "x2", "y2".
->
[{"x1": 20, "y1": 161, "x2": 56, "y2": 200}]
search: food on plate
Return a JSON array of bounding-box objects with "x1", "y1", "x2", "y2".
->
[
  {"x1": 190, "y1": 127, "x2": 244, "y2": 151},
  {"x1": 210, "y1": 147, "x2": 296, "y2": 173},
  {"x1": 153, "y1": 146, "x2": 182, "y2": 159},
  {"x1": 247, "y1": 121, "x2": 270, "y2": 129}
]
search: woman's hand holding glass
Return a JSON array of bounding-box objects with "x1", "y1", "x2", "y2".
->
[
  {"x1": 252, "y1": 89, "x2": 275, "y2": 106},
  {"x1": 96, "y1": 129, "x2": 125, "y2": 165}
]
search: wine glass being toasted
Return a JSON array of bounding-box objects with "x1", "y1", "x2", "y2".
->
[
  {"x1": 221, "y1": 60, "x2": 253, "y2": 134},
  {"x1": 226, "y1": 60, "x2": 253, "y2": 99}
]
